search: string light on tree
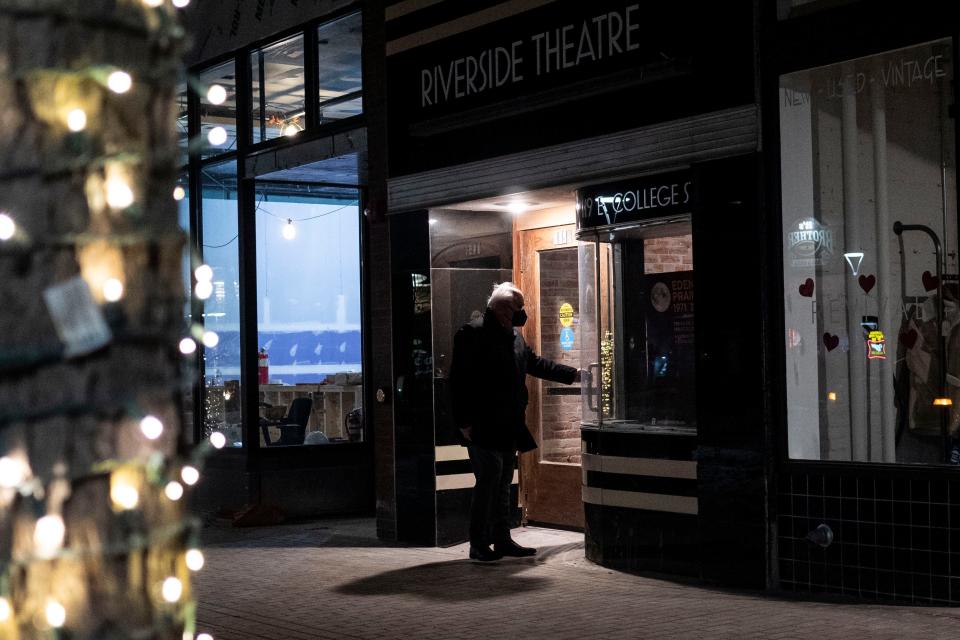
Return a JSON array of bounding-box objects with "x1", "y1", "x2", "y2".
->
[
  {"x1": 206, "y1": 84, "x2": 227, "y2": 105},
  {"x1": 172, "y1": 0, "x2": 191, "y2": 7},
  {"x1": 180, "y1": 466, "x2": 200, "y2": 486},
  {"x1": 180, "y1": 337, "x2": 198, "y2": 355},
  {"x1": 106, "y1": 176, "x2": 135, "y2": 209},
  {"x1": 45, "y1": 599, "x2": 66, "y2": 628},
  {"x1": 173, "y1": 185, "x2": 186, "y2": 201},
  {"x1": 202, "y1": 331, "x2": 219, "y2": 348},
  {"x1": 34, "y1": 514, "x2": 66, "y2": 559},
  {"x1": 0, "y1": 213, "x2": 14, "y2": 241},
  {"x1": 142, "y1": 0, "x2": 164, "y2": 7},
  {"x1": 207, "y1": 126, "x2": 227, "y2": 146},
  {"x1": 209, "y1": 432, "x2": 226, "y2": 449},
  {"x1": 161, "y1": 577, "x2": 183, "y2": 603},
  {"x1": 66, "y1": 108, "x2": 87, "y2": 132},
  {"x1": 103, "y1": 277, "x2": 125, "y2": 302},
  {"x1": 140, "y1": 415, "x2": 164, "y2": 440},
  {"x1": 164, "y1": 481, "x2": 184, "y2": 501},
  {"x1": 107, "y1": 70, "x2": 132, "y2": 94},
  {"x1": 186, "y1": 548, "x2": 205, "y2": 571},
  {"x1": 0, "y1": 597, "x2": 10, "y2": 622},
  {"x1": 0, "y1": 456, "x2": 27, "y2": 488}
]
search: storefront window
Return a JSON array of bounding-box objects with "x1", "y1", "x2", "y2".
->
[
  {"x1": 177, "y1": 174, "x2": 193, "y2": 441},
  {"x1": 780, "y1": 39, "x2": 957, "y2": 464},
  {"x1": 176, "y1": 79, "x2": 188, "y2": 166},
  {"x1": 251, "y1": 34, "x2": 305, "y2": 144},
  {"x1": 200, "y1": 161, "x2": 242, "y2": 446},
  {"x1": 579, "y1": 221, "x2": 696, "y2": 433},
  {"x1": 199, "y1": 60, "x2": 238, "y2": 158},
  {"x1": 254, "y1": 184, "x2": 362, "y2": 446},
  {"x1": 317, "y1": 12, "x2": 363, "y2": 123}
]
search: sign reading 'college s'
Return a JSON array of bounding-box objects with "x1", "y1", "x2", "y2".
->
[{"x1": 576, "y1": 170, "x2": 693, "y2": 230}]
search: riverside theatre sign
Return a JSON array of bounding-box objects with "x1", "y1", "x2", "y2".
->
[
  {"x1": 385, "y1": 0, "x2": 753, "y2": 175},
  {"x1": 419, "y1": 3, "x2": 647, "y2": 108}
]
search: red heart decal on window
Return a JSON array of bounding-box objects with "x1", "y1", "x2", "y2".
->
[
  {"x1": 923, "y1": 270, "x2": 939, "y2": 291},
  {"x1": 858, "y1": 274, "x2": 876, "y2": 294},
  {"x1": 900, "y1": 328, "x2": 918, "y2": 349},
  {"x1": 798, "y1": 278, "x2": 814, "y2": 297},
  {"x1": 823, "y1": 333, "x2": 840, "y2": 351}
]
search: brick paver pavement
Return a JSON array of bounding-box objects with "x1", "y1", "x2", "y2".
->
[{"x1": 194, "y1": 517, "x2": 960, "y2": 639}]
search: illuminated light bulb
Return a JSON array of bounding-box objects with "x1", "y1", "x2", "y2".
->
[
  {"x1": 282, "y1": 123, "x2": 300, "y2": 137},
  {"x1": 162, "y1": 576, "x2": 183, "y2": 603},
  {"x1": 827, "y1": 392, "x2": 837, "y2": 402},
  {"x1": 106, "y1": 177, "x2": 134, "y2": 209},
  {"x1": 45, "y1": 599, "x2": 66, "y2": 628},
  {"x1": 195, "y1": 279, "x2": 213, "y2": 300},
  {"x1": 181, "y1": 465, "x2": 200, "y2": 486},
  {"x1": 103, "y1": 278, "x2": 124, "y2": 302},
  {"x1": 195, "y1": 264, "x2": 213, "y2": 282},
  {"x1": 173, "y1": 185, "x2": 186, "y2": 201},
  {"x1": 140, "y1": 415, "x2": 163, "y2": 440},
  {"x1": 179, "y1": 337, "x2": 197, "y2": 355},
  {"x1": 0, "y1": 456, "x2": 27, "y2": 488},
  {"x1": 206, "y1": 84, "x2": 227, "y2": 105},
  {"x1": 507, "y1": 201, "x2": 528, "y2": 215},
  {"x1": 107, "y1": 70, "x2": 132, "y2": 94},
  {"x1": 0, "y1": 213, "x2": 15, "y2": 241},
  {"x1": 934, "y1": 397, "x2": 953, "y2": 406},
  {"x1": 34, "y1": 515, "x2": 66, "y2": 559},
  {"x1": 197, "y1": 634, "x2": 214, "y2": 640},
  {"x1": 186, "y1": 548, "x2": 205, "y2": 571},
  {"x1": 202, "y1": 331, "x2": 219, "y2": 348},
  {"x1": 66, "y1": 108, "x2": 87, "y2": 132},
  {"x1": 172, "y1": 0, "x2": 191, "y2": 7},
  {"x1": 207, "y1": 126, "x2": 227, "y2": 146},
  {"x1": 165, "y1": 481, "x2": 184, "y2": 501},
  {"x1": 0, "y1": 596, "x2": 10, "y2": 621},
  {"x1": 282, "y1": 219, "x2": 296, "y2": 240},
  {"x1": 209, "y1": 432, "x2": 226, "y2": 449},
  {"x1": 111, "y1": 481, "x2": 139, "y2": 510}
]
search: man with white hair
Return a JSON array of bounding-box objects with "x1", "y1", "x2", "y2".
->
[{"x1": 450, "y1": 281, "x2": 583, "y2": 561}]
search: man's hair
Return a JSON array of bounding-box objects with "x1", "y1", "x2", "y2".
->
[{"x1": 488, "y1": 281, "x2": 523, "y2": 310}]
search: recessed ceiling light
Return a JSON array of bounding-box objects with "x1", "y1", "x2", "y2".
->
[{"x1": 507, "y1": 202, "x2": 528, "y2": 215}]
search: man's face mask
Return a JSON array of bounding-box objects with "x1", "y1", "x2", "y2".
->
[{"x1": 512, "y1": 309, "x2": 528, "y2": 327}]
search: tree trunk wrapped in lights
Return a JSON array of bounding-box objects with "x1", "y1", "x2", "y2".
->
[{"x1": 0, "y1": 1, "x2": 199, "y2": 638}]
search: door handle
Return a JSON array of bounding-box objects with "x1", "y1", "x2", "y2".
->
[{"x1": 586, "y1": 362, "x2": 600, "y2": 412}]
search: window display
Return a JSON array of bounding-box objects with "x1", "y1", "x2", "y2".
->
[{"x1": 779, "y1": 39, "x2": 957, "y2": 463}]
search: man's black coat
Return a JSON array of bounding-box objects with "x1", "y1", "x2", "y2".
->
[{"x1": 450, "y1": 309, "x2": 578, "y2": 452}]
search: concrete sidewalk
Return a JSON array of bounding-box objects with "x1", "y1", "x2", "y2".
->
[{"x1": 194, "y1": 518, "x2": 960, "y2": 639}]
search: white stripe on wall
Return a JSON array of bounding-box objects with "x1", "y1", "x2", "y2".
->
[
  {"x1": 435, "y1": 445, "x2": 469, "y2": 461},
  {"x1": 581, "y1": 454, "x2": 697, "y2": 479},
  {"x1": 582, "y1": 486, "x2": 698, "y2": 515},
  {"x1": 436, "y1": 470, "x2": 518, "y2": 491}
]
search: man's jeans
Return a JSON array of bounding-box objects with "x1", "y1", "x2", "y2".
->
[{"x1": 467, "y1": 445, "x2": 515, "y2": 547}]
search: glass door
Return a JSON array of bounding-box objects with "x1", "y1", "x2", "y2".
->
[{"x1": 579, "y1": 216, "x2": 696, "y2": 434}]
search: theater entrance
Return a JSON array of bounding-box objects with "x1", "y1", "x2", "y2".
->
[{"x1": 428, "y1": 191, "x2": 585, "y2": 540}]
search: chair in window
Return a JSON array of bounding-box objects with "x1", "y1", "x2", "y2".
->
[{"x1": 260, "y1": 397, "x2": 313, "y2": 446}]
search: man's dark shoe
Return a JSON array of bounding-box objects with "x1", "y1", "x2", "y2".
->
[
  {"x1": 469, "y1": 544, "x2": 503, "y2": 562},
  {"x1": 493, "y1": 539, "x2": 537, "y2": 557}
]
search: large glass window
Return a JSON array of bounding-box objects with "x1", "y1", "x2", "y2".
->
[
  {"x1": 579, "y1": 220, "x2": 696, "y2": 434},
  {"x1": 201, "y1": 161, "x2": 242, "y2": 447},
  {"x1": 199, "y1": 60, "x2": 238, "y2": 158},
  {"x1": 251, "y1": 34, "x2": 305, "y2": 144},
  {"x1": 177, "y1": 173, "x2": 194, "y2": 441},
  {"x1": 317, "y1": 12, "x2": 363, "y2": 123},
  {"x1": 780, "y1": 39, "x2": 957, "y2": 464},
  {"x1": 255, "y1": 184, "x2": 362, "y2": 446}
]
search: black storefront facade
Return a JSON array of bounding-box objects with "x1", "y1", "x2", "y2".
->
[
  {"x1": 377, "y1": 0, "x2": 960, "y2": 605},
  {"x1": 378, "y1": 0, "x2": 768, "y2": 588}
]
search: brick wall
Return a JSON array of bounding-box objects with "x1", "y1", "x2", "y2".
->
[
  {"x1": 537, "y1": 248, "x2": 582, "y2": 464},
  {"x1": 644, "y1": 235, "x2": 693, "y2": 273}
]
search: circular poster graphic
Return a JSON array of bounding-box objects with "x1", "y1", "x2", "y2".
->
[{"x1": 650, "y1": 282, "x2": 671, "y2": 313}]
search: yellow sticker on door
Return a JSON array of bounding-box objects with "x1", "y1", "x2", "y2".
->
[{"x1": 559, "y1": 302, "x2": 574, "y2": 327}]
